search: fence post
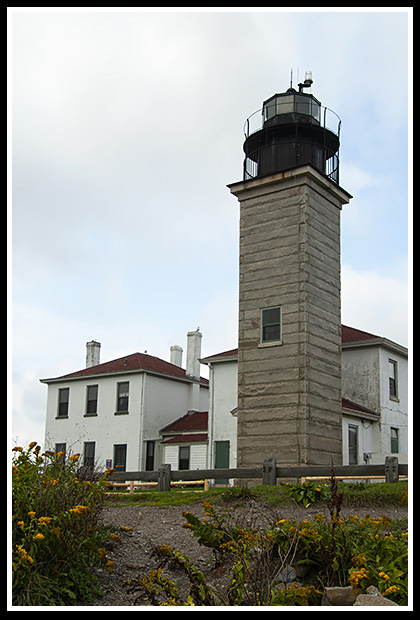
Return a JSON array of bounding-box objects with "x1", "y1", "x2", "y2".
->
[
  {"x1": 157, "y1": 464, "x2": 171, "y2": 492},
  {"x1": 385, "y1": 456, "x2": 399, "y2": 483},
  {"x1": 262, "y1": 458, "x2": 277, "y2": 486}
]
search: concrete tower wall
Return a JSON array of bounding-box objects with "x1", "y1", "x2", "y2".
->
[{"x1": 229, "y1": 165, "x2": 351, "y2": 468}]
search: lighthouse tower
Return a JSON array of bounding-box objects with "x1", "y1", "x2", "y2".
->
[{"x1": 229, "y1": 73, "x2": 352, "y2": 468}]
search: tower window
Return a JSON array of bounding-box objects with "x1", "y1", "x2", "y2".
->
[{"x1": 261, "y1": 307, "x2": 282, "y2": 343}]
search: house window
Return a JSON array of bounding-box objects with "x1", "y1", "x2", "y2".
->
[
  {"x1": 391, "y1": 428, "x2": 399, "y2": 454},
  {"x1": 57, "y1": 388, "x2": 69, "y2": 417},
  {"x1": 389, "y1": 360, "x2": 398, "y2": 399},
  {"x1": 55, "y1": 443, "x2": 66, "y2": 460},
  {"x1": 179, "y1": 446, "x2": 190, "y2": 470},
  {"x1": 86, "y1": 385, "x2": 98, "y2": 415},
  {"x1": 145, "y1": 441, "x2": 155, "y2": 471},
  {"x1": 116, "y1": 382, "x2": 129, "y2": 413},
  {"x1": 83, "y1": 442, "x2": 96, "y2": 468},
  {"x1": 113, "y1": 444, "x2": 127, "y2": 472},
  {"x1": 348, "y1": 425, "x2": 358, "y2": 465},
  {"x1": 261, "y1": 306, "x2": 282, "y2": 343}
]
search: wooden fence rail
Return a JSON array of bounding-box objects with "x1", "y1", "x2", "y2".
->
[{"x1": 108, "y1": 456, "x2": 407, "y2": 492}]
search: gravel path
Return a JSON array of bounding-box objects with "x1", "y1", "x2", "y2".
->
[{"x1": 79, "y1": 500, "x2": 408, "y2": 607}]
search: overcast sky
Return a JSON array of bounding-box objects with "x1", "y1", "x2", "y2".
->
[{"x1": 9, "y1": 8, "x2": 412, "y2": 449}]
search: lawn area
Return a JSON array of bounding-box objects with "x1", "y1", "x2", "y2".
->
[{"x1": 105, "y1": 479, "x2": 409, "y2": 510}]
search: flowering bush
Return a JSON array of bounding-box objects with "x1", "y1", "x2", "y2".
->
[
  {"x1": 12, "y1": 443, "x2": 116, "y2": 605},
  {"x1": 177, "y1": 499, "x2": 408, "y2": 606},
  {"x1": 272, "y1": 512, "x2": 408, "y2": 605}
]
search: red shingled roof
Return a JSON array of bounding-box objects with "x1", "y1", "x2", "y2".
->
[
  {"x1": 160, "y1": 411, "x2": 208, "y2": 433},
  {"x1": 53, "y1": 352, "x2": 209, "y2": 384},
  {"x1": 341, "y1": 325, "x2": 379, "y2": 342}
]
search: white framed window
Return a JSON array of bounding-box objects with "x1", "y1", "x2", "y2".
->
[
  {"x1": 348, "y1": 425, "x2": 358, "y2": 465},
  {"x1": 391, "y1": 428, "x2": 399, "y2": 454},
  {"x1": 116, "y1": 381, "x2": 129, "y2": 414},
  {"x1": 389, "y1": 359, "x2": 398, "y2": 399},
  {"x1": 86, "y1": 385, "x2": 98, "y2": 415},
  {"x1": 57, "y1": 388, "x2": 69, "y2": 418}
]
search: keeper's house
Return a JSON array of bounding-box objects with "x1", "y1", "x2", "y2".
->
[{"x1": 41, "y1": 330, "x2": 208, "y2": 473}]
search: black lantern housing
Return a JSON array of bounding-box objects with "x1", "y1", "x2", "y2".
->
[{"x1": 243, "y1": 78, "x2": 341, "y2": 184}]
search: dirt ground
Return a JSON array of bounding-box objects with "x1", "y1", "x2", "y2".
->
[{"x1": 78, "y1": 498, "x2": 408, "y2": 608}]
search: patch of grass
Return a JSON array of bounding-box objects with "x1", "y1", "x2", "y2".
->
[
  {"x1": 104, "y1": 480, "x2": 408, "y2": 509},
  {"x1": 339, "y1": 481, "x2": 408, "y2": 507}
]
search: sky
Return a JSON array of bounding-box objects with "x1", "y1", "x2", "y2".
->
[{"x1": 9, "y1": 8, "x2": 412, "y2": 450}]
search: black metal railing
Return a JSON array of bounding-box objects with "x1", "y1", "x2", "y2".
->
[
  {"x1": 243, "y1": 101, "x2": 341, "y2": 184},
  {"x1": 244, "y1": 141, "x2": 339, "y2": 184}
]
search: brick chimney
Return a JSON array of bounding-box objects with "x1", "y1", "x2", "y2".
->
[{"x1": 86, "y1": 340, "x2": 101, "y2": 368}]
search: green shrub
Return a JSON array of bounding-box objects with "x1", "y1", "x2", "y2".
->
[
  {"x1": 281, "y1": 481, "x2": 330, "y2": 507},
  {"x1": 12, "y1": 443, "x2": 115, "y2": 605}
]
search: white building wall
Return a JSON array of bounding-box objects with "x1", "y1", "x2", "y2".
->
[
  {"x1": 163, "y1": 443, "x2": 207, "y2": 471},
  {"x1": 142, "y1": 375, "x2": 209, "y2": 469},
  {"x1": 378, "y1": 348, "x2": 408, "y2": 462},
  {"x1": 342, "y1": 415, "x2": 380, "y2": 466},
  {"x1": 44, "y1": 371, "x2": 209, "y2": 473},
  {"x1": 190, "y1": 444, "x2": 207, "y2": 470},
  {"x1": 44, "y1": 373, "x2": 145, "y2": 472},
  {"x1": 163, "y1": 444, "x2": 179, "y2": 470},
  {"x1": 342, "y1": 347, "x2": 380, "y2": 412},
  {"x1": 208, "y1": 360, "x2": 238, "y2": 469}
]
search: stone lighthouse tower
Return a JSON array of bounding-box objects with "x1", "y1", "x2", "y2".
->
[{"x1": 228, "y1": 73, "x2": 352, "y2": 468}]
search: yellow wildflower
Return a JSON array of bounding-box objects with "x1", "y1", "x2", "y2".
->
[
  {"x1": 352, "y1": 553, "x2": 367, "y2": 567},
  {"x1": 383, "y1": 586, "x2": 399, "y2": 596},
  {"x1": 15, "y1": 545, "x2": 34, "y2": 564},
  {"x1": 27, "y1": 511, "x2": 36, "y2": 518},
  {"x1": 349, "y1": 568, "x2": 368, "y2": 588},
  {"x1": 379, "y1": 572, "x2": 390, "y2": 581},
  {"x1": 70, "y1": 453, "x2": 80, "y2": 461},
  {"x1": 17, "y1": 521, "x2": 24, "y2": 527},
  {"x1": 12, "y1": 446, "x2": 23, "y2": 452},
  {"x1": 28, "y1": 441, "x2": 38, "y2": 450},
  {"x1": 38, "y1": 516, "x2": 52, "y2": 525},
  {"x1": 69, "y1": 505, "x2": 88, "y2": 515},
  {"x1": 34, "y1": 533, "x2": 44, "y2": 540}
]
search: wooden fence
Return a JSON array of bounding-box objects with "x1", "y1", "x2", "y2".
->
[{"x1": 108, "y1": 456, "x2": 407, "y2": 493}]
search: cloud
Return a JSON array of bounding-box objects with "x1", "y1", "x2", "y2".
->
[{"x1": 341, "y1": 263, "x2": 408, "y2": 348}]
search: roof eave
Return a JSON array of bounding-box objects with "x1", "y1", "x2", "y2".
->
[
  {"x1": 40, "y1": 368, "x2": 209, "y2": 385},
  {"x1": 342, "y1": 337, "x2": 408, "y2": 357}
]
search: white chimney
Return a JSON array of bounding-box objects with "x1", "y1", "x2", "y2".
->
[
  {"x1": 86, "y1": 340, "x2": 101, "y2": 368},
  {"x1": 170, "y1": 345, "x2": 183, "y2": 367},
  {"x1": 186, "y1": 329, "x2": 202, "y2": 379}
]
